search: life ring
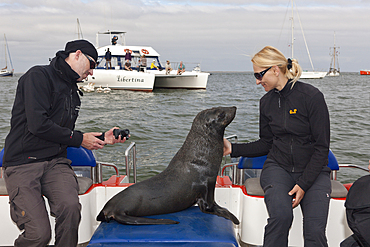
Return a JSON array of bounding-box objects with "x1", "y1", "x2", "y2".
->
[
  {"x1": 141, "y1": 49, "x2": 149, "y2": 54},
  {"x1": 124, "y1": 49, "x2": 132, "y2": 54}
]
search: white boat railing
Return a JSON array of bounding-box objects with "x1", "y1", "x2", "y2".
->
[
  {"x1": 125, "y1": 142, "x2": 137, "y2": 183},
  {"x1": 95, "y1": 161, "x2": 119, "y2": 184},
  {"x1": 92, "y1": 142, "x2": 137, "y2": 184}
]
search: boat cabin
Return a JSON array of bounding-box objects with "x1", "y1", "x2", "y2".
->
[{"x1": 96, "y1": 45, "x2": 163, "y2": 71}]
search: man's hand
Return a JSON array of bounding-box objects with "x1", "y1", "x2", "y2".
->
[
  {"x1": 288, "y1": 184, "x2": 305, "y2": 208},
  {"x1": 81, "y1": 127, "x2": 129, "y2": 151},
  {"x1": 81, "y1": 132, "x2": 105, "y2": 150},
  {"x1": 104, "y1": 127, "x2": 129, "y2": 145}
]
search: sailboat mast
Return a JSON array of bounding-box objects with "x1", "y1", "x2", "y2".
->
[
  {"x1": 333, "y1": 32, "x2": 336, "y2": 70},
  {"x1": 77, "y1": 18, "x2": 84, "y2": 39},
  {"x1": 291, "y1": 0, "x2": 294, "y2": 58},
  {"x1": 4, "y1": 34, "x2": 8, "y2": 68}
]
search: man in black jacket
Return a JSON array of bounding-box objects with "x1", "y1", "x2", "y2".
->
[
  {"x1": 2, "y1": 40, "x2": 127, "y2": 247},
  {"x1": 341, "y1": 172, "x2": 370, "y2": 247}
]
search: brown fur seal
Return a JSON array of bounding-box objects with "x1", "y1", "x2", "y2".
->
[{"x1": 97, "y1": 106, "x2": 239, "y2": 225}]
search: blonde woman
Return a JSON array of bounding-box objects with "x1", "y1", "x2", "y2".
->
[{"x1": 224, "y1": 46, "x2": 331, "y2": 247}]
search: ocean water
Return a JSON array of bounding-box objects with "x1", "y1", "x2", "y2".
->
[{"x1": 0, "y1": 72, "x2": 369, "y2": 183}]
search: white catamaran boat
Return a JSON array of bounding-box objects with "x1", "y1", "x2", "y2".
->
[
  {"x1": 0, "y1": 136, "x2": 367, "y2": 246},
  {"x1": 288, "y1": 0, "x2": 326, "y2": 79},
  {"x1": 327, "y1": 32, "x2": 340, "y2": 77},
  {"x1": 81, "y1": 31, "x2": 209, "y2": 92},
  {"x1": 0, "y1": 34, "x2": 14, "y2": 77}
]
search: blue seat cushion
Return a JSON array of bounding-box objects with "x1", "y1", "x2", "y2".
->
[
  {"x1": 237, "y1": 155, "x2": 267, "y2": 169},
  {"x1": 328, "y1": 150, "x2": 339, "y2": 170},
  {"x1": 0, "y1": 148, "x2": 3, "y2": 167},
  {"x1": 87, "y1": 206, "x2": 238, "y2": 246},
  {"x1": 0, "y1": 147, "x2": 95, "y2": 167},
  {"x1": 238, "y1": 150, "x2": 339, "y2": 171},
  {"x1": 67, "y1": 146, "x2": 96, "y2": 167}
]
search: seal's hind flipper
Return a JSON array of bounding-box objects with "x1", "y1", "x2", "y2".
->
[
  {"x1": 212, "y1": 204, "x2": 239, "y2": 225},
  {"x1": 114, "y1": 215, "x2": 179, "y2": 225},
  {"x1": 198, "y1": 201, "x2": 240, "y2": 225}
]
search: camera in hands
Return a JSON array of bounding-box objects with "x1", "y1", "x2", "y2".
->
[{"x1": 113, "y1": 129, "x2": 130, "y2": 140}]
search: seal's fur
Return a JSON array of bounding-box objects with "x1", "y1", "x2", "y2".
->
[{"x1": 97, "y1": 106, "x2": 239, "y2": 225}]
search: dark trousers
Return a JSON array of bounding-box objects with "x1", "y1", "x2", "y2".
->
[
  {"x1": 260, "y1": 159, "x2": 331, "y2": 247},
  {"x1": 341, "y1": 234, "x2": 365, "y2": 247},
  {"x1": 4, "y1": 157, "x2": 81, "y2": 247},
  {"x1": 346, "y1": 207, "x2": 370, "y2": 247}
]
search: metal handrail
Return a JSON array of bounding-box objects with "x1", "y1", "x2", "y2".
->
[
  {"x1": 125, "y1": 142, "x2": 137, "y2": 183},
  {"x1": 225, "y1": 134, "x2": 238, "y2": 142},
  {"x1": 94, "y1": 161, "x2": 120, "y2": 184},
  {"x1": 331, "y1": 164, "x2": 369, "y2": 180},
  {"x1": 339, "y1": 164, "x2": 369, "y2": 172},
  {"x1": 93, "y1": 142, "x2": 137, "y2": 184},
  {"x1": 100, "y1": 162, "x2": 120, "y2": 177}
]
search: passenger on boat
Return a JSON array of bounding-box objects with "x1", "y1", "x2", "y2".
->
[
  {"x1": 138, "y1": 55, "x2": 147, "y2": 72},
  {"x1": 150, "y1": 60, "x2": 159, "y2": 70},
  {"x1": 105, "y1": 48, "x2": 112, "y2": 69},
  {"x1": 111, "y1": 35, "x2": 118, "y2": 45},
  {"x1": 223, "y1": 46, "x2": 331, "y2": 247},
  {"x1": 165, "y1": 60, "x2": 172, "y2": 75},
  {"x1": 2, "y1": 40, "x2": 127, "y2": 247},
  {"x1": 124, "y1": 49, "x2": 132, "y2": 61},
  {"x1": 124, "y1": 59, "x2": 133, "y2": 71},
  {"x1": 340, "y1": 172, "x2": 370, "y2": 247},
  {"x1": 177, "y1": 61, "x2": 185, "y2": 75}
]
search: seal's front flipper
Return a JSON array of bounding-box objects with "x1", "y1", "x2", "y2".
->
[
  {"x1": 114, "y1": 214, "x2": 179, "y2": 225},
  {"x1": 198, "y1": 200, "x2": 240, "y2": 225}
]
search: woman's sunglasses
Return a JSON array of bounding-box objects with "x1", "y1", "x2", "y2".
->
[
  {"x1": 83, "y1": 53, "x2": 97, "y2": 69},
  {"x1": 254, "y1": 66, "x2": 272, "y2": 80}
]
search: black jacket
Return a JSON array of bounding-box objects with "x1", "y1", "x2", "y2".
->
[
  {"x1": 3, "y1": 53, "x2": 84, "y2": 167},
  {"x1": 345, "y1": 175, "x2": 370, "y2": 246},
  {"x1": 232, "y1": 80, "x2": 330, "y2": 191}
]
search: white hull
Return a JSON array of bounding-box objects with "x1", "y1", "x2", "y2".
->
[
  {"x1": 0, "y1": 144, "x2": 363, "y2": 246},
  {"x1": 84, "y1": 31, "x2": 208, "y2": 92},
  {"x1": 0, "y1": 70, "x2": 13, "y2": 77},
  {"x1": 84, "y1": 69, "x2": 155, "y2": 91},
  {"x1": 0, "y1": 181, "x2": 129, "y2": 246},
  {"x1": 215, "y1": 183, "x2": 351, "y2": 246},
  {"x1": 301, "y1": 71, "x2": 327, "y2": 79},
  {"x1": 0, "y1": 178, "x2": 352, "y2": 246},
  {"x1": 327, "y1": 71, "x2": 340, "y2": 77},
  {"x1": 150, "y1": 70, "x2": 209, "y2": 89}
]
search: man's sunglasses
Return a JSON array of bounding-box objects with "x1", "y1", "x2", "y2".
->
[
  {"x1": 83, "y1": 53, "x2": 97, "y2": 69},
  {"x1": 254, "y1": 66, "x2": 272, "y2": 80}
]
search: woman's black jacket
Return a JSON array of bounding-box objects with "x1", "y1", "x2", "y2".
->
[{"x1": 231, "y1": 80, "x2": 330, "y2": 192}]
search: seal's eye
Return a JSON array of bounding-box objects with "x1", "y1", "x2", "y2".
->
[{"x1": 218, "y1": 112, "x2": 225, "y2": 119}]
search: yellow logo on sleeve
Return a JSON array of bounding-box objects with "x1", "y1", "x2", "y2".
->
[{"x1": 289, "y1": 109, "x2": 297, "y2": 114}]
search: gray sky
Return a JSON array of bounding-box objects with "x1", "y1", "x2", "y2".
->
[{"x1": 1, "y1": 0, "x2": 369, "y2": 73}]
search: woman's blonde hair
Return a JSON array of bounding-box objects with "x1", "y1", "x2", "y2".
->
[{"x1": 251, "y1": 46, "x2": 302, "y2": 87}]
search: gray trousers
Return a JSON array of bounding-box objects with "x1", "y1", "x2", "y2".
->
[
  {"x1": 4, "y1": 157, "x2": 81, "y2": 247},
  {"x1": 260, "y1": 159, "x2": 331, "y2": 247}
]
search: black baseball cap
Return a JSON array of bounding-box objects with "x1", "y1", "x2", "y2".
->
[{"x1": 64, "y1": 40, "x2": 98, "y2": 62}]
